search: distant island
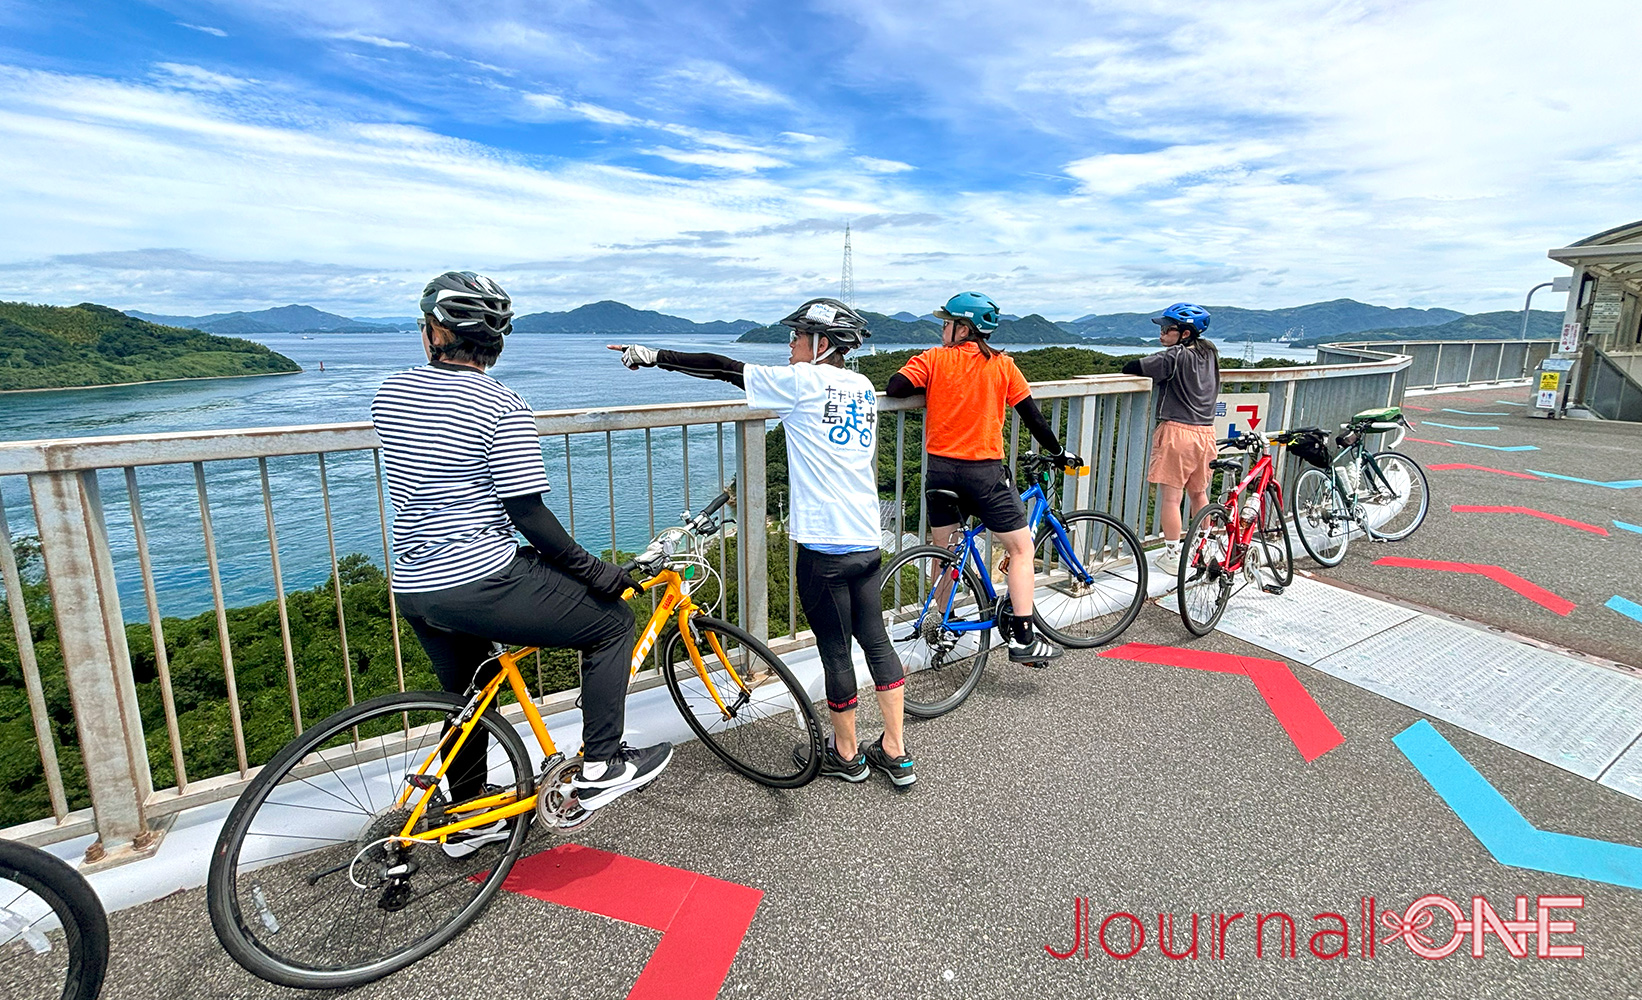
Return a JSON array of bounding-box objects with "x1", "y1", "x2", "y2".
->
[
  {"x1": 126, "y1": 303, "x2": 405, "y2": 335},
  {"x1": 0, "y1": 301, "x2": 301, "y2": 391},
  {"x1": 737, "y1": 310, "x2": 1084, "y2": 345}
]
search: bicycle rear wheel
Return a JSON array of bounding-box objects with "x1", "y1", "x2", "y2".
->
[
  {"x1": 0, "y1": 840, "x2": 109, "y2": 1000},
  {"x1": 1031, "y1": 510, "x2": 1147, "y2": 647},
  {"x1": 878, "y1": 545, "x2": 993, "y2": 718},
  {"x1": 207, "y1": 691, "x2": 533, "y2": 990},
  {"x1": 663, "y1": 615, "x2": 823, "y2": 788},
  {"x1": 1292, "y1": 468, "x2": 1350, "y2": 567},
  {"x1": 1178, "y1": 503, "x2": 1235, "y2": 636},
  {"x1": 1361, "y1": 451, "x2": 1429, "y2": 542},
  {"x1": 1257, "y1": 485, "x2": 1294, "y2": 588}
]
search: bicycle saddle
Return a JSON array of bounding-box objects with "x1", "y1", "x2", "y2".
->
[{"x1": 925, "y1": 488, "x2": 960, "y2": 502}]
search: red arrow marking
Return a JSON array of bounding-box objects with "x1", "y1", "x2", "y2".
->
[
  {"x1": 1236, "y1": 403, "x2": 1261, "y2": 430},
  {"x1": 502, "y1": 844, "x2": 762, "y2": 1000},
  {"x1": 1372, "y1": 557, "x2": 1576, "y2": 616},
  {"x1": 1405, "y1": 437, "x2": 1454, "y2": 446},
  {"x1": 1451, "y1": 504, "x2": 1609, "y2": 535},
  {"x1": 1428, "y1": 463, "x2": 1539, "y2": 480},
  {"x1": 1404, "y1": 404, "x2": 1433, "y2": 411},
  {"x1": 1099, "y1": 643, "x2": 1343, "y2": 762}
]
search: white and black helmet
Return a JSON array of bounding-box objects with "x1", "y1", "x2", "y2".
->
[
  {"x1": 419, "y1": 271, "x2": 513, "y2": 349},
  {"x1": 778, "y1": 298, "x2": 871, "y2": 353}
]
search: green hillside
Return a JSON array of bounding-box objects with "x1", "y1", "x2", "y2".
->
[
  {"x1": 1301, "y1": 309, "x2": 1562, "y2": 346},
  {"x1": 738, "y1": 310, "x2": 1082, "y2": 345},
  {"x1": 0, "y1": 301, "x2": 300, "y2": 390}
]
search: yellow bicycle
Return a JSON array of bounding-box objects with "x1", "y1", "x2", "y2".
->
[{"x1": 206, "y1": 485, "x2": 821, "y2": 989}]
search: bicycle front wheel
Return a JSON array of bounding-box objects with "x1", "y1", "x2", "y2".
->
[
  {"x1": 0, "y1": 840, "x2": 109, "y2": 1000},
  {"x1": 1258, "y1": 484, "x2": 1294, "y2": 588},
  {"x1": 663, "y1": 615, "x2": 823, "y2": 788},
  {"x1": 1361, "y1": 451, "x2": 1429, "y2": 542},
  {"x1": 207, "y1": 691, "x2": 534, "y2": 990},
  {"x1": 1031, "y1": 510, "x2": 1147, "y2": 647},
  {"x1": 1292, "y1": 468, "x2": 1350, "y2": 567},
  {"x1": 878, "y1": 545, "x2": 993, "y2": 718},
  {"x1": 1178, "y1": 503, "x2": 1235, "y2": 637}
]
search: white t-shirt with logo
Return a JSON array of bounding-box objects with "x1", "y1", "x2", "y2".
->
[{"x1": 743, "y1": 363, "x2": 881, "y2": 550}]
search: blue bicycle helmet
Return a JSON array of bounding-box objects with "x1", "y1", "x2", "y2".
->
[
  {"x1": 933, "y1": 291, "x2": 1001, "y2": 335},
  {"x1": 1152, "y1": 302, "x2": 1210, "y2": 335}
]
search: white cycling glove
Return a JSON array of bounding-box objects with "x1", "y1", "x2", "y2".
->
[{"x1": 619, "y1": 345, "x2": 659, "y2": 369}]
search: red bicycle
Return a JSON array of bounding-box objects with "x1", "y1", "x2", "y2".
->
[{"x1": 1176, "y1": 428, "x2": 1305, "y2": 635}]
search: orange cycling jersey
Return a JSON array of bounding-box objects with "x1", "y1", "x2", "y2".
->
[{"x1": 897, "y1": 342, "x2": 1030, "y2": 460}]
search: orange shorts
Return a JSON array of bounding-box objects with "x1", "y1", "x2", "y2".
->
[{"x1": 1147, "y1": 421, "x2": 1217, "y2": 491}]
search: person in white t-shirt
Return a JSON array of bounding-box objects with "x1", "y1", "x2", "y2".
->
[{"x1": 609, "y1": 298, "x2": 914, "y2": 787}]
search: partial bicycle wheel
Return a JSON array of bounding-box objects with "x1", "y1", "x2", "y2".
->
[
  {"x1": 1257, "y1": 484, "x2": 1294, "y2": 588},
  {"x1": 1178, "y1": 502, "x2": 1235, "y2": 637},
  {"x1": 877, "y1": 545, "x2": 993, "y2": 718},
  {"x1": 207, "y1": 691, "x2": 534, "y2": 990},
  {"x1": 662, "y1": 615, "x2": 823, "y2": 788},
  {"x1": 1031, "y1": 510, "x2": 1147, "y2": 647},
  {"x1": 0, "y1": 840, "x2": 109, "y2": 1000},
  {"x1": 1361, "y1": 451, "x2": 1429, "y2": 542},
  {"x1": 1291, "y1": 468, "x2": 1350, "y2": 567}
]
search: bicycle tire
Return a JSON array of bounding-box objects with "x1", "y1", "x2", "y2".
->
[
  {"x1": 1031, "y1": 510, "x2": 1147, "y2": 648},
  {"x1": 1178, "y1": 503, "x2": 1234, "y2": 636},
  {"x1": 0, "y1": 839, "x2": 109, "y2": 1000},
  {"x1": 1291, "y1": 468, "x2": 1350, "y2": 567},
  {"x1": 207, "y1": 691, "x2": 533, "y2": 990},
  {"x1": 1362, "y1": 451, "x2": 1429, "y2": 542},
  {"x1": 878, "y1": 545, "x2": 993, "y2": 718},
  {"x1": 1258, "y1": 484, "x2": 1294, "y2": 588},
  {"x1": 662, "y1": 615, "x2": 823, "y2": 788}
]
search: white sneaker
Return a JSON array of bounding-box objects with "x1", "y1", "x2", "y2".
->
[
  {"x1": 1152, "y1": 545, "x2": 1182, "y2": 575},
  {"x1": 440, "y1": 819, "x2": 510, "y2": 859}
]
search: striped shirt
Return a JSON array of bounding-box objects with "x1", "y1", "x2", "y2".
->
[{"x1": 371, "y1": 363, "x2": 551, "y2": 593}]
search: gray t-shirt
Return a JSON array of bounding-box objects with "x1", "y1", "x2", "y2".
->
[{"x1": 1138, "y1": 344, "x2": 1220, "y2": 425}]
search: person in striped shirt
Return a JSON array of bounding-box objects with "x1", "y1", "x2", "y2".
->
[{"x1": 372, "y1": 271, "x2": 671, "y2": 853}]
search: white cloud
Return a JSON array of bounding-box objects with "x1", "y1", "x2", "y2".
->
[
  {"x1": 854, "y1": 155, "x2": 915, "y2": 174},
  {"x1": 152, "y1": 63, "x2": 255, "y2": 92},
  {"x1": 177, "y1": 22, "x2": 228, "y2": 37},
  {"x1": 330, "y1": 31, "x2": 412, "y2": 50},
  {"x1": 661, "y1": 60, "x2": 792, "y2": 107},
  {"x1": 642, "y1": 146, "x2": 788, "y2": 172}
]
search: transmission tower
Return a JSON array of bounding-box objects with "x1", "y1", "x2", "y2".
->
[
  {"x1": 839, "y1": 223, "x2": 855, "y2": 309},
  {"x1": 1243, "y1": 331, "x2": 1256, "y2": 364}
]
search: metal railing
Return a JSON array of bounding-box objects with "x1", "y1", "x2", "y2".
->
[
  {"x1": 1586, "y1": 350, "x2": 1642, "y2": 421},
  {"x1": 0, "y1": 351, "x2": 1409, "y2": 855},
  {"x1": 1317, "y1": 339, "x2": 1554, "y2": 390}
]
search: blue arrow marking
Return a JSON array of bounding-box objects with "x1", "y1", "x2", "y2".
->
[
  {"x1": 1493, "y1": 401, "x2": 1526, "y2": 406},
  {"x1": 1393, "y1": 720, "x2": 1642, "y2": 889},
  {"x1": 1524, "y1": 471, "x2": 1642, "y2": 489},
  {"x1": 1446, "y1": 440, "x2": 1540, "y2": 452},
  {"x1": 1443, "y1": 409, "x2": 1509, "y2": 416},
  {"x1": 1425, "y1": 421, "x2": 1500, "y2": 430},
  {"x1": 1616, "y1": 520, "x2": 1642, "y2": 534},
  {"x1": 1608, "y1": 595, "x2": 1642, "y2": 625}
]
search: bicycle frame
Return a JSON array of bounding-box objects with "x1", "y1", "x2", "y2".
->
[
  {"x1": 1206, "y1": 449, "x2": 1282, "y2": 574},
  {"x1": 380, "y1": 567, "x2": 735, "y2": 849}
]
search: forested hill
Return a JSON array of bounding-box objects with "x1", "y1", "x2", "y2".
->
[
  {"x1": 1299, "y1": 309, "x2": 1563, "y2": 345},
  {"x1": 737, "y1": 311, "x2": 1084, "y2": 344},
  {"x1": 514, "y1": 300, "x2": 759, "y2": 335},
  {"x1": 0, "y1": 301, "x2": 301, "y2": 391},
  {"x1": 1066, "y1": 299, "x2": 1464, "y2": 341}
]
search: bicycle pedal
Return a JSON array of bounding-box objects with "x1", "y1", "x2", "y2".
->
[{"x1": 1261, "y1": 584, "x2": 1286, "y2": 595}]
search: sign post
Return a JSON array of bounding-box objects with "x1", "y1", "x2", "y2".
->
[{"x1": 1214, "y1": 392, "x2": 1270, "y2": 441}]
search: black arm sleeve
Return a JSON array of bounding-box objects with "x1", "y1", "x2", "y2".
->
[
  {"x1": 654, "y1": 350, "x2": 745, "y2": 389},
  {"x1": 885, "y1": 373, "x2": 924, "y2": 398},
  {"x1": 1121, "y1": 359, "x2": 1144, "y2": 376},
  {"x1": 1014, "y1": 396, "x2": 1063, "y2": 454},
  {"x1": 501, "y1": 493, "x2": 601, "y2": 582}
]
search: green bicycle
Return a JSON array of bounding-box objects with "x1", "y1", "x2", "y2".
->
[{"x1": 1289, "y1": 406, "x2": 1430, "y2": 567}]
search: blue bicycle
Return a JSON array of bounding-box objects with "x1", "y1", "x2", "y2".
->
[{"x1": 878, "y1": 453, "x2": 1148, "y2": 717}]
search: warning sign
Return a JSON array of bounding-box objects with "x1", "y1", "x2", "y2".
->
[
  {"x1": 1539, "y1": 372, "x2": 1561, "y2": 391},
  {"x1": 1214, "y1": 392, "x2": 1269, "y2": 441}
]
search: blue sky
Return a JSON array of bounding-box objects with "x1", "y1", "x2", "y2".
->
[{"x1": 1, "y1": 0, "x2": 1639, "y2": 321}]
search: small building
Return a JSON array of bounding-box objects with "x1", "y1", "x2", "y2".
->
[{"x1": 1548, "y1": 221, "x2": 1642, "y2": 420}]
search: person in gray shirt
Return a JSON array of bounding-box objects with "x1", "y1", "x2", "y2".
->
[{"x1": 1121, "y1": 304, "x2": 1221, "y2": 575}]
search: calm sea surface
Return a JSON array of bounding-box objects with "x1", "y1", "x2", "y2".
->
[{"x1": 0, "y1": 333, "x2": 1317, "y2": 619}]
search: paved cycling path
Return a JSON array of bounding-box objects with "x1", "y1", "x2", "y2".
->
[{"x1": 76, "y1": 596, "x2": 1642, "y2": 1000}]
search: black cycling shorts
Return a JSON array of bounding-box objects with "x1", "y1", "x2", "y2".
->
[{"x1": 924, "y1": 454, "x2": 1027, "y2": 533}]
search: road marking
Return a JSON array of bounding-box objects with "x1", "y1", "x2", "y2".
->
[
  {"x1": 502, "y1": 844, "x2": 762, "y2": 1000},
  {"x1": 1442, "y1": 408, "x2": 1510, "y2": 415},
  {"x1": 1422, "y1": 421, "x2": 1500, "y2": 430},
  {"x1": 1393, "y1": 720, "x2": 1642, "y2": 890},
  {"x1": 1428, "y1": 463, "x2": 1539, "y2": 480},
  {"x1": 1450, "y1": 504, "x2": 1609, "y2": 536},
  {"x1": 1523, "y1": 471, "x2": 1642, "y2": 489},
  {"x1": 1372, "y1": 557, "x2": 1575, "y2": 616},
  {"x1": 1616, "y1": 520, "x2": 1642, "y2": 534},
  {"x1": 1405, "y1": 437, "x2": 1454, "y2": 446},
  {"x1": 1099, "y1": 642, "x2": 1343, "y2": 761},
  {"x1": 1493, "y1": 400, "x2": 1526, "y2": 406},
  {"x1": 1608, "y1": 596, "x2": 1642, "y2": 626},
  {"x1": 1445, "y1": 440, "x2": 1539, "y2": 452},
  {"x1": 1404, "y1": 404, "x2": 1433, "y2": 411}
]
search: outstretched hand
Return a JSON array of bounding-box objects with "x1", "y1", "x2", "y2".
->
[{"x1": 607, "y1": 344, "x2": 659, "y2": 369}]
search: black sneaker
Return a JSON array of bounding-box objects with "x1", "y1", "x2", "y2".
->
[
  {"x1": 1008, "y1": 636, "x2": 1063, "y2": 666},
  {"x1": 863, "y1": 735, "x2": 916, "y2": 787},
  {"x1": 571, "y1": 742, "x2": 673, "y2": 811},
  {"x1": 793, "y1": 738, "x2": 869, "y2": 782}
]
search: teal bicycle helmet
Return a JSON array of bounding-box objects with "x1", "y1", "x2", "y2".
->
[{"x1": 933, "y1": 291, "x2": 1001, "y2": 335}]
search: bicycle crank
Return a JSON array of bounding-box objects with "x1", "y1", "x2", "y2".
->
[{"x1": 536, "y1": 753, "x2": 601, "y2": 838}]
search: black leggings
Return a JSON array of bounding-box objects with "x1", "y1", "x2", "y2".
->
[
  {"x1": 397, "y1": 548, "x2": 635, "y2": 800},
  {"x1": 795, "y1": 546, "x2": 904, "y2": 713}
]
